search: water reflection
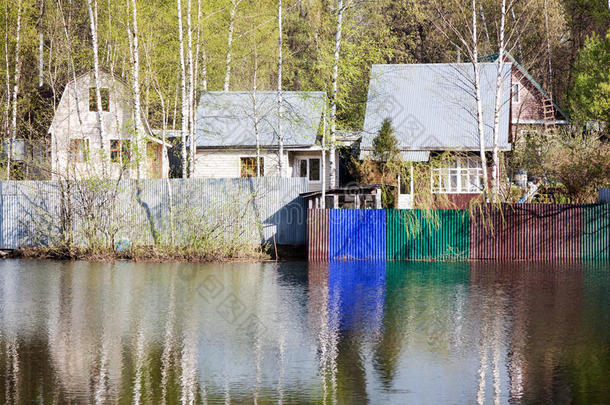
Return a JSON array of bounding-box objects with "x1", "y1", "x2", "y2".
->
[{"x1": 0, "y1": 260, "x2": 608, "y2": 404}]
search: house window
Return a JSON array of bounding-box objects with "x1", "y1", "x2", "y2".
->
[
  {"x1": 70, "y1": 139, "x2": 89, "y2": 163},
  {"x1": 240, "y1": 157, "x2": 264, "y2": 177},
  {"x1": 110, "y1": 139, "x2": 131, "y2": 164},
  {"x1": 431, "y1": 157, "x2": 483, "y2": 194},
  {"x1": 296, "y1": 158, "x2": 321, "y2": 182},
  {"x1": 89, "y1": 88, "x2": 110, "y2": 112},
  {"x1": 512, "y1": 83, "x2": 520, "y2": 103}
]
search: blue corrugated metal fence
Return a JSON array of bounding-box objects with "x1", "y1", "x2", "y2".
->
[{"x1": 0, "y1": 178, "x2": 308, "y2": 249}]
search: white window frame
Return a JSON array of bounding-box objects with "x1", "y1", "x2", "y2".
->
[
  {"x1": 431, "y1": 157, "x2": 484, "y2": 194},
  {"x1": 512, "y1": 83, "x2": 520, "y2": 104},
  {"x1": 295, "y1": 157, "x2": 321, "y2": 183}
]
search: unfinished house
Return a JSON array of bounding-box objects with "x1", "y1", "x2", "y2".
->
[{"x1": 48, "y1": 71, "x2": 170, "y2": 180}]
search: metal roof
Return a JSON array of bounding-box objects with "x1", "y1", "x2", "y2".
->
[
  {"x1": 361, "y1": 63, "x2": 512, "y2": 153},
  {"x1": 195, "y1": 91, "x2": 326, "y2": 148},
  {"x1": 360, "y1": 150, "x2": 430, "y2": 162}
]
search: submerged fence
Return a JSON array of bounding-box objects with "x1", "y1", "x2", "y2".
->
[
  {"x1": 0, "y1": 177, "x2": 308, "y2": 250},
  {"x1": 308, "y1": 204, "x2": 610, "y2": 262}
]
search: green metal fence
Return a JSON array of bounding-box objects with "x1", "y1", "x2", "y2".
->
[
  {"x1": 583, "y1": 204, "x2": 610, "y2": 260},
  {"x1": 385, "y1": 210, "x2": 470, "y2": 261}
]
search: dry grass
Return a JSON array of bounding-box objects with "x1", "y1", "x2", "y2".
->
[{"x1": 14, "y1": 244, "x2": 271, "y2": 263}]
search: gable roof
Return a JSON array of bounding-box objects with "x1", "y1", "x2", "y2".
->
[
  {"x1": 485, "y1": 52, "x2": 569, "y2": 120},
  {"x1": 361, "y1": 63, "x2": 512, "y2": 153},
  {"x1": 50, "y1": 70, "x2": 169, "y2": 145},
  {"x1": 195, "y1": 91, "x2": 326, "y2": 148}
]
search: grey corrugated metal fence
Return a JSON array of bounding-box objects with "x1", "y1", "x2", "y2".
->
[
  {"x1": 600, "y1": 189, "x2": 610, "y2": 203},
  {"x1": 0, "y1": 177, "x2": 308, "y2": 249}
]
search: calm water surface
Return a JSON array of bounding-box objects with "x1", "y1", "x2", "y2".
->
[{"x1": 0, "y1": 259, "x2": 609, "y2": 404}]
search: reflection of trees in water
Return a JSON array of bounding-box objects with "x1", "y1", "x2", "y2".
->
[
  {"x1": 469, "y1": 261, "x2": 610, "y2": 404},
  {"x1": 372, "y1": 262, "x2": 471, "y2": 390},
  {"x1": 0, "y1": 261, "x2": 609, "y2": 403}
]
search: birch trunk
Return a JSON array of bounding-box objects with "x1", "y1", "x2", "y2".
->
[
  {"x1": 277, "y1": 0, "x2": 283, "y2": 177},
  {"x1": 511, "y1": 8, "x2": 523, "y2": 61},
  {"x1": 471, "y1": 0, "x2": 490, "y2": 200},
  {"x1": 321, "y1": 103, "x2": 327, "y2": 208},
  {"x1": 491, "y1": 0, "x2": 507, "y2": 202},
  {"x1": 491, "y1": 0, "x2": 506, "y2": 203},
  {"x1": 328, "y1": 0, "x2": 345, "y2": 189},
  {"x1": 4, "y1": 3, "x2": 11, "y2": 142},
  {"x1": 186, "y1": 0, "x2": 195, "y2": 177},
  {"x1": 193, "y1": 0, "x2": 203, "y2": 172},
  {"x1": 253, "y1": 46, "x2": 260, "y2": 177},
  {"x1": 224, "y1": 0, "x2": 240, "y2": 92},
  {"x1": 38, "y1": 0, "x2": 45, "y2": 88},
  {"x1": 86, "y1": 0, "x2": 106, "y2": 168},
  {"x1": 479, "y1": 2, "x2": 491, "y2": 50},
  {"x1": 176, "y1": 0, "x2": 188, "y2": 178},
  {"x1": 157, "y1": 89, "x2": 174, "y2": 243},
  {"x1": 7, "y1": 0, "x2": 23, "y2": 181},
  {"x1": 543, "y1": 0, "x2": 553, "y2": 93},
  {"x1": 130, "y1": 0, "x2": 142, "y2": 178}
]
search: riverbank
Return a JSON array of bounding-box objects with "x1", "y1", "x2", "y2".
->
[{"x1": 6, "y1": 244, "x2": 307, "y2": 263}]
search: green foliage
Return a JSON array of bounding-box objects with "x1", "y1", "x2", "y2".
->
[
  {"x1": 568, "y1": 29, "x2": 610, "y2": 127},
  {"x1": 0, "y1": 0, "x2": 608, "y2": 182},
  {"x1": 372, "y1": 118, "x2": 400, "y2": 162},
  {"x1": 510, "y1": 129, "x2": 610, "y2": 203}
]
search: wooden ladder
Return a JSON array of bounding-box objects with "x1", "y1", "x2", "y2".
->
[{"x1": 543, "y1": 97, "x2": 556, "y2": 131}]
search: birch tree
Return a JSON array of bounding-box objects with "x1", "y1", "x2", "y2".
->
[
  {"x1": 7, "y1": 0, "x2": 23, "y2": 181},
  {"x1": 192, "y1": 0, "x2": 203, "y2": 175},
  {"x1": 177, "y1": 0, "x2": 188, "y2": 178},
  {"x1": 87, "y1": 0, "x2": 104, "y2": 150},
  {"x1": 196, "y1": 0, "x2": 207, "y2": 92},
  {"x1": 252, "y1": 44, "x2": 261, "y2": 177},
  {"x1": 224, "y1": 0, "x2": 242, "y2": 92},
  {"x1": 186, "y1": 0, "x2": 195, "y2": 177},
  {"x1": 328, "y1": 0, "x2": 346, "y2": 189},
  {"x1": 434, "y1": 0, "x2": 491, "y2": 199},
  {"x1": 471, "y1": 0, "x2": 490, "y2": 200},
  {"x1": 128, "y1": 0, "x2": 143, "y2": 178},
  {"x1": 3, "y1": 2, "x2": 11, "y2": 144},
  {"x1": 491, "y1": 0, "x2": 507, "y2": 201},
  {"x1": 277, "y1": 0, "x2": 283, "y2": 177},
  {"x1": 37, "y1": 0, "x2": 45, "y2": 88}
]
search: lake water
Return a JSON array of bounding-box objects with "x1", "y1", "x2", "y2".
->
[{"x1": 0, "y1": 260, "x2": 609, "y2": 404}]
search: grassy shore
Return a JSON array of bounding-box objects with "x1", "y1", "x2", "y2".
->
[{"x1": 9, "y1": 244, "x2": 307, "y2": 263}]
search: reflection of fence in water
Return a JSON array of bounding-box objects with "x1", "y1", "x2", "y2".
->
[
  {"x1": 0, "y1": 178, "x2": 308, "y2": 249},
  {"x1": 308, "y1": 204, "x2": 610, "y2": 261}
]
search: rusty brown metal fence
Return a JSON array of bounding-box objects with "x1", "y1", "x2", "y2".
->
[
  {"x1": 307, "y1": 209, "x2": 329, "y2": 262},
  {"x1": 469, "y1": 204, "x2": 583, "y2": 261}
]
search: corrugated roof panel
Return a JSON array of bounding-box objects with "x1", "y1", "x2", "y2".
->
[
  {"x1": 195, "y1": 91, "x2": 326, "y2": 147},
  {"x1": 362, "y1": 63, "x2": 512, "y2": 152}
]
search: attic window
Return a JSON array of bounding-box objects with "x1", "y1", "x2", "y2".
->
[
  {"x1": 89, "y1": 88, "x2": 110, "y2": 112},
  {"x1": 512, "y1": 83, "x2": 520, "y2": 103}
]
